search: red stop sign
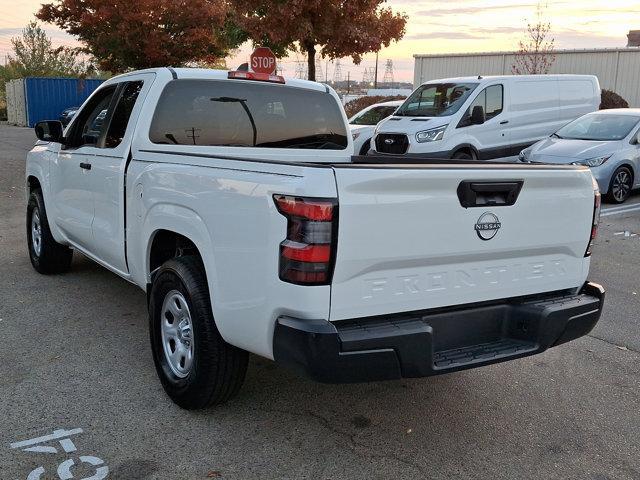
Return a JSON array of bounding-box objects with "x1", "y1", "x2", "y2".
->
[{"x1": 250, "y1": 47, "x2": 277, "y2": 75}]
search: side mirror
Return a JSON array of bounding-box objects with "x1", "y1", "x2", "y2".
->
[
  {"x1": 634, "y1": 131, "x2": 640, "y2": 145},
  {"x1": 35, "y1": 120, "x2": 64, "y2": 143},
  {"x1": 470, "y1": 105, "x2": 485, "y2": 125}
]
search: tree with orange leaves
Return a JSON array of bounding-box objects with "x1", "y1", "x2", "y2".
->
[
  {"x1": 233, "y1": 0, "x2": 407, "y2": 81},
  {"x1": 37, "y1": 0, "x2": 240, "y2": 73}
]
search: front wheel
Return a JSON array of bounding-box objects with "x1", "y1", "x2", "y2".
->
[
  {"x1": 27, "y1": 189, "x2": 73, "y2": 274},
  {"x1": 149, "y1": 256, "x2": 248, "y2": 409},
  {"x1": 606, "y1": 166, "x2": 633, "y2": 204},
  {"x1": 452, "y1": 150, "x2": 473, "y2": 160}
]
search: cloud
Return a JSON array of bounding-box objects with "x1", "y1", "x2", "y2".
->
[
  {"x1": 413, "y1": 3, "x2": 538, "y2": 17},
  {"x1": 406, "y1": 26, "x2": 526, "y2": 41},
  {"x1": 406, "y1": 31, "x2": 482, "y2": 40}
]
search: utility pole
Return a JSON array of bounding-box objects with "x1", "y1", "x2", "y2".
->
[
  {"x1": 346, "y1": 71, "x2": 351, "y2": 96},
  {"x1": 374, "y1": 51, "x2": 379, "y2": 89}
]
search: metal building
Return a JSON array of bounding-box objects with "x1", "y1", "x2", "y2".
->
[
  {"x1": 6, "y1": 77, "x2": 104, "y2": 127},
  {"x1": 414, "y1": 48, "x2": 640, "y2": 107}
]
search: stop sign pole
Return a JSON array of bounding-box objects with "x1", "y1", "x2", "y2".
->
[{"x1": 250, "y1": 47, "x2": 277, "y2": 75}]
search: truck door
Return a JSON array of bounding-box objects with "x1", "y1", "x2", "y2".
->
[
  {"x1": 87, "y1": 74, "x2": 154, "y2": 273},
  {"x1": 50, "y1": 86, "x2": 118, "y2": 249}
]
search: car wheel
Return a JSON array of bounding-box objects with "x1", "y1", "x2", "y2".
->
[
  {"x1": 149, "y1": 255, "x2": 248, "y2": 409},
  {"x1": 26, "y1": 189, "x2": 73, "y2": 274},
  {"x1": 606, "y1": 166, "x2": 633, "y2": 204},
  {"x1": 452, "y1": 150, "x2": 473, "y2": 160}
]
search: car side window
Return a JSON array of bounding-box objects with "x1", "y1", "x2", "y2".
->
[
  {"x1": 66, "y1": 86, "x2": 117, "y2": 149},
  {"x1": 352, "y1": 106, "x2": 397, "y2": 126},
  {"x1": 105, "y1": 81, "x2": 144, "y2": 148},
  {"x1": 458, "y1": 84, "x2": 503, "y2": 128}
]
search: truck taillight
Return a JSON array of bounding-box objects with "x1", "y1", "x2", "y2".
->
[
  {"x1": 585, "y1": 178, "x2": 601, "y2": 257},
  {"x1": 274, "y1": 195, "x2": 338, "y2": 285}
]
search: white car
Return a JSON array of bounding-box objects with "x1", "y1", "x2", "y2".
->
[
  {"x1": 27, "y1": 67, "x2": 604, "y2": 409},
  {"x1": 520, "y1": 109, "x2": 640, "y2": 203},
  {"x1": 372, "y1": 74, "x2": 600, "y2": 160},
  {"x1": 349, "y1": 100, "x2": 403, "y2": 155}
]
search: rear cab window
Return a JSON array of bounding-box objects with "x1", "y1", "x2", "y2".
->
[{"x1": 149, "y1": 80, "x2": 348, "y2": 150}]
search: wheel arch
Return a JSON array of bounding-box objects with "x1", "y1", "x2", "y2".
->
[
  {"x1": 451, "y1": 143, "x2": 479, "y2": 159},
  {"x1": 141, "y1": 204, "x2": 219, "y2": 305},
  {"x1": 27, "y1": 175, "x2": 42, "y2": 193}
]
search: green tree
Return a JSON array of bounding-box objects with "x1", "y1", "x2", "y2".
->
[
  {"x1": 7, "y1": 21, "x2": 91, "y2": 77},
  {"x1": 0, "y1": 22, "x2": 93, "y2": 120}
]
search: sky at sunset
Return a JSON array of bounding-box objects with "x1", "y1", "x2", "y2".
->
[{"x1": 0, "y1": 0, "x2": 638, "y2": 82}]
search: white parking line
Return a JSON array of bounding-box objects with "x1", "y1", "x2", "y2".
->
[{"x1": 601, "y1": 203, "x2": 640, "y2": 217}]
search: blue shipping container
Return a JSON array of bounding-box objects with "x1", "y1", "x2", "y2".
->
[{"x1": 25, "y1": 77, "x2": 104, "y2": 127}]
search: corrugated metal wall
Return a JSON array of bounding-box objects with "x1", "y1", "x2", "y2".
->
[
  {"x1": 6, "y1": 79, "x2": 27, "y2": 126},
  {"x1": 23, "y1": 77, "x2": 104, "y2": 127},
  {"x1": 414, "y1": 49, "x2": 640, "y2": 107}
]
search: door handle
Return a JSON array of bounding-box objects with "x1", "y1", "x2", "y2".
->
[
  {"x1": 499, "y1": 120, "x2": 509, "y2": 125},
  {"x1": 79, "y1": 162, "x2": 92, "y2": 170}
]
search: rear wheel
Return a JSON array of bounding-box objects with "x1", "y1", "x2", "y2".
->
[
  {"x1": 26, "y1": 189, "x2": 73, "y2": 274},
  {"x1": 149, "y1": 256, "x2": 248, "y2": 409},
  {"x1": 606, "y1": 166, "x2": 633, "y2": 204}
]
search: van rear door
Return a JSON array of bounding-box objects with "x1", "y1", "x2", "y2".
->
[{"x1": 328, "y1": 163, "x2": 595, "y2": 321}]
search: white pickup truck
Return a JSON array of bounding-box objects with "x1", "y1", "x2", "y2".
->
[{"x1": 26, "y1": 68, "x2": 605, "y2": 409}]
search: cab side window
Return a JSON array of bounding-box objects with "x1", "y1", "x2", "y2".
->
[
  {"x1": 458, "y1": 84, "x2": 503, "y2": 128},
  {"x1": 105, "y1": 81, "x2": 144, "y2": 148},
  {"x1": 80, "y1": 92, "x2": 114, "y2": 146},
  {"x1": 66, "y1": 86, "x2": 117, "y2": 149}
]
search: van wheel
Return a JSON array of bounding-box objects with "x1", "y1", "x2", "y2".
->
[
  {"x1": 149, "y1": 255, "x2": 249, "y2": 409},
  {"x1": 606, "y1": 166, "x2": 633, "y2": 204},
  {"x1": 452, "y1": 150, "x2": 473, "y2": 160},
  {"x1": 26, "y1": 189, "x2": 73, "y2": 274}
]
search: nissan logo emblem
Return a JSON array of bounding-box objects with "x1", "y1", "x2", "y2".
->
[
  {"x1": 384, "y1": 138, "x2": 395, "y2": 145},
  {"x1": 474, "y1": 212, "x2": 501, "y2": 241}
]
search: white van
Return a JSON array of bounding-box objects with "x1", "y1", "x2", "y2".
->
[{"x1": 371, "y1": 74, "x2": 600, "y2": 159}]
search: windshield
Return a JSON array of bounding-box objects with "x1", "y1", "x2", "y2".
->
[
  {"x1": 350, "y1": 105, "x2": 398, "y2": 125},
  {"x1": 555, "y1": 114, "x2": 640, "y2": 141},
  {"x1": 395, "y1": 82, "x2": 478, "y2": 117}
]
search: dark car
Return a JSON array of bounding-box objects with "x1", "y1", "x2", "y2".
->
[{"x1": 59, "y1": 106, "x2": 79, "y2": 126}]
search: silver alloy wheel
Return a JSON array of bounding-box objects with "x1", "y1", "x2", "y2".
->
[
  {"x1": 31, "y1": 209, "x2": 42, "y2": 257},
  {"x1": 160, "y1": 290, "x2": 194, "y2": 378},
  {"x1": 612, "y1": 169, "x2": 632, "y2": 202}
]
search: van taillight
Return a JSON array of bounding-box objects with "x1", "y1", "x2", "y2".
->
[
  {"x1": 585, "y1": 179, "x2": 601, "y2": 257},
  {"x1": 274, "y1": 195, "x2": 338, "y2": 285}
]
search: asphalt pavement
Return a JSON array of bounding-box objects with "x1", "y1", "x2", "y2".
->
[{"x1": 1, "y1": 125, "x2": 639, "y2": 480}]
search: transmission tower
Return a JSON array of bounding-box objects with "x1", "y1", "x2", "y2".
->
[
  {"x1": 333, "y1": 60, "x2": 343, "y2": 85},
  {"x1": 314, "y1": 57, "x2": 324, "y2": 82},
  {"x1": 295, "y1": 61, "x2": 307, "y2": 80},
  {"x1": 383, "y1": 59, "x2": 394, "y2": 87},
  {"x1": 362, "y1": 67, "x2": 376, "y2": 86}
]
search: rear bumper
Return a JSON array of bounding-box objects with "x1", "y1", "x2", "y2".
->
[{"x1": 273, "y1": 282, "x2": 605, "y2": 383}]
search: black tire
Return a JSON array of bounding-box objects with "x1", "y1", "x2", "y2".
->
[
  {"x1": 606, "y1": 166, "x2": 633, "y2": 204},
  {"x1": 26, "y1": 189, "x2": 73, "y2": 274},
  {"x1": 149, "y1": 256, "x2": 248, "y2": 409},
  {"x1": 358, "y1": 139, "x2": 372, "y2": 156},
  {"x1": 452, "y1": 150, "x2": 473, "y2": 160}
]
